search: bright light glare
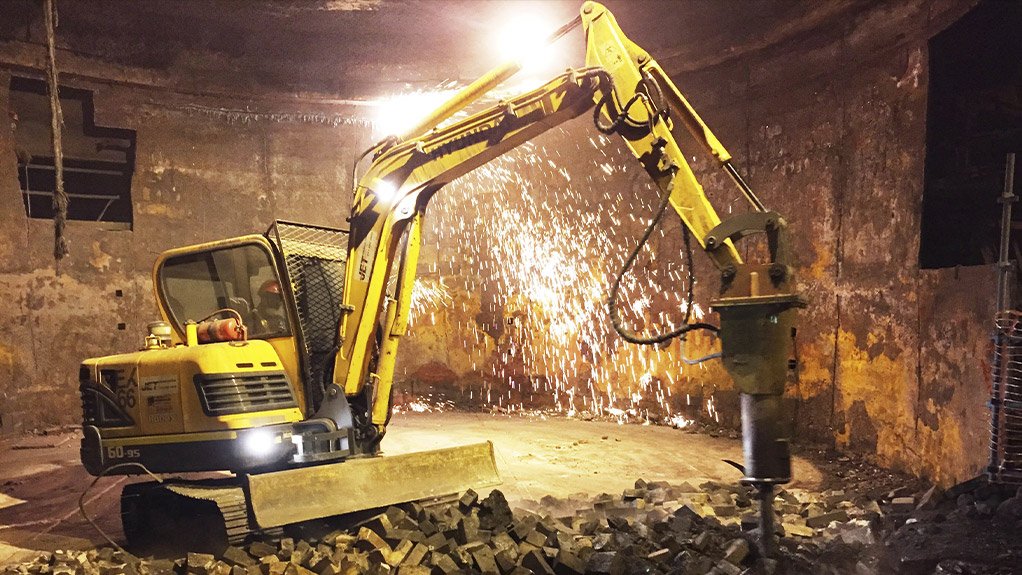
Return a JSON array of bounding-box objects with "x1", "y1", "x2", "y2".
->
[
  {"x1": 371, "y1": 90, "x2": 459, "y2": 138},
  {"x1": 242, "y1": 429, "x2": 277, "y2": 457},
  {"x1": 374, "y1": 179, "x2": 398, "y2": 203},
  {"x1": 495, "y1": 14, "x2": 556, "y2": 69}
]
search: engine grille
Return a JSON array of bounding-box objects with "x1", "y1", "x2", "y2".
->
[
  {"x1": 194, "y1": 371, "x2": 297, "y2": 416},
  {"x1": 991, "y1": 310, "x2": 1022, "y2": 484}
]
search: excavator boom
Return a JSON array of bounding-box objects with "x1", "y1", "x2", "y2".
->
[
  {"x1": 331, "y1": 3, "x2": 750, "y2": 431},
  {"x1": 329, "y1": 1, "x2": 803, "y2": 554}
]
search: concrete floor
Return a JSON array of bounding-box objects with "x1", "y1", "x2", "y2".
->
[{"x1": 0, "y1": 412, "x2": 822, "y2": 564}]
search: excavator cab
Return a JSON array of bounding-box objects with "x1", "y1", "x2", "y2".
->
[
  {"x1": 154, "y1": 221, "x2": 354, "y2": 423},
  {"x1": 81, "y1": 220, "x2": 498, "y2": 549},
  {"x1": 80, "y1": 224, "x2": 357, "y2": 477},
  {"x1": 160, "y1": 243, "x2": 292, "y2": 341}
]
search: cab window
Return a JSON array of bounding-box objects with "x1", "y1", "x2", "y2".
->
[{"x1": 159, "y1": 244, "x2": 289, "y2": 339}]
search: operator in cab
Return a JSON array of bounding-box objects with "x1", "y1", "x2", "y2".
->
[{"x1": 253, "y1": 279, "x2": 288, "y2": 336}]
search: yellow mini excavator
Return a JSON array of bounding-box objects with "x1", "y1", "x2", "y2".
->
[{"x1": 79, "y1": 2, "x2": 803, "y2": 553}]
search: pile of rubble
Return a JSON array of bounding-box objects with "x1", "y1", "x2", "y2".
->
[
  {"x1": 3, "y1": 476, "x2": 915, "y2": 575},
  {"x1": 879, "y1": 477, "x2": 1022, "y2": 574}
]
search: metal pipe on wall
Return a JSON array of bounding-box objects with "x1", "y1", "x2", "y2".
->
[{"x1": 997, "y1": 153, "x2": 1017, "y2": 312}]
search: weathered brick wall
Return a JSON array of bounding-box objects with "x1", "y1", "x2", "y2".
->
[
  {"x1": 0, "y1": 63, "x2": 366, "y2": 430},
  {"x1": 666, "y1": 0, "x2": 992, "y2": 484},
  {"x1": 398, "y1": 0, "x2": 995, "y2": 486}
]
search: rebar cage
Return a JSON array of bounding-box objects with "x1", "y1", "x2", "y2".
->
[{"x1": 991, "y1": 310, "x2": 1022, "y2": 484}]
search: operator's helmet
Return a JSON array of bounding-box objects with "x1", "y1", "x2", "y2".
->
[
  {"x1": 259, "y1": 279, "x2": 281, "y2": 296},
  {"x1": 258, "y1": 279, "x2": 283, "y2": 308}
]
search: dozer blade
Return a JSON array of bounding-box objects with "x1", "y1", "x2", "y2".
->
[{"x1": 247, "y1": 441, "x2": 500, "y2": 528}]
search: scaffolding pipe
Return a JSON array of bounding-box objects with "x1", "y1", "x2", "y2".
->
[
  {"x1": 997, "y1": 153, "x2": 1017, "y2": 312},
  {"x1": 991, "y1": 153, "x2": 1018, "y2": 484}
]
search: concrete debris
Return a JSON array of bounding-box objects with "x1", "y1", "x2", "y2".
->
[
  {"x1": 781, "y1": 521, "x2": 814, "y2": 538},
  {"x1": 831, "y1": 520, "x2": 875, "y2": 546},
  {"x1": 889, "y1": 497, "x2": 915, "y2": 514},
  {"x1": 721, "y1": 539, "x2": 748, "y2": 565},
  {"x1": 881, "y1": 475, "x2": 1022, "y2": 573},
  {"x1": 805, "y1": 510, "x2": 849, "y2": 529},
  {"x1": 2, "y1": 475, "x2": 968, "y2": 575},
  {"x1": 915, "y1": 486, "x2": 943, "y2": 511}
]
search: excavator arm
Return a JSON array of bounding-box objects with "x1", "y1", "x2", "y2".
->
[
  {"x1": 331, "y1": 69, "x2": 610, "y2": 430},
  {"x1": 332, "y1": 5, "x2": 745, "y2": 416},
  {"x1": 329, "y1": 0, "x2": 803, "y2": 552}
]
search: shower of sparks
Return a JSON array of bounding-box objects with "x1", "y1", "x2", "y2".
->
[
  {"x1": 668, "y1": 414, "x2": 694, "y2": 428},
  {"x1": 408, "y1": 277, "x2": 452, "y2": 326},
  {"x1": 392, "y1": 394, "x2": 456, "y2": 415},
  {"x1": 706, "y1": 395, "x2": 720, "y2": 423},
  {"x1": 404, "y1": 401, "x2": 432, "y2": 413},
  {"x1": 399, "y1": 123, "x2": 727, "y2": 423}
]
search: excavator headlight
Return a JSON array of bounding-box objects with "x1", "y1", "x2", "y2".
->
[{"x1": 241, "y1": 429, "x2": 278, "y2": 457}]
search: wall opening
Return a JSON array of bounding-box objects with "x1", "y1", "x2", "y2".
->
[
  {"x1": 9, "y1": 77, "x2": 136, "y2": 228},
  {"x1": 919, "y1": 0, "x2": 1022, "y2": 269}
]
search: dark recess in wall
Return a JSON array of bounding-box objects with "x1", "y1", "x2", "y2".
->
[
  {"x1": 920, "y1": 0, "x2": 1022, "y2": 270},
  {"x1": 9, "y1": 76, "x2": 136, "y2": 227}
]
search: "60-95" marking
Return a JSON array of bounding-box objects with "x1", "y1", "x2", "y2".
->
[{"x1": 106, "y1": 445, "x2": 141, "y2": 460}]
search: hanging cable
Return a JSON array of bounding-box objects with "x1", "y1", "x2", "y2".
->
[
  {"x1": 593, "y1": 70, "x2": 669, "y2": 136},
  {"x1": 43, "y1": 0, "x2": 69, "y2": 262},
  {"x1": 78, "y1": 462, "x2": 161, "y2": 557},
  {"x1": 607, "y1": 175, "x2": 718, "y2": 345},
  {"x1": 682, "y1": 351, "x2": 723, "y2": 365},
  {"x1": 596, "y1": 72, "x2": 718, "y2": 344},
  {"x1": 680, "y1": 220, "x2": 696, "y2": 325}
]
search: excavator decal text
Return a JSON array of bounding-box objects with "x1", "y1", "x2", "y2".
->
[{"x1": 358, "y1": 231, "x2": 379, "y2": 282}]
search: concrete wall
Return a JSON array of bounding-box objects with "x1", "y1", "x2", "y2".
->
[
  {"x1": 662, "y1": 0, "x2": 994, "y2": 485},
  {"x1": 0, "y1": 64, "x2": 367, "y2": 430},
  {"x1": 395, "y1": 0, "x2": 995, "y2": 486},
  {"x1": 0, "y1": 0, "x2": 998, "y2": 486}
]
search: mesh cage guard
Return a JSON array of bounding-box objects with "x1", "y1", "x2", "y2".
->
[{"x1": 266, "y1": 220, "x2": 350, "y2": 414}]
